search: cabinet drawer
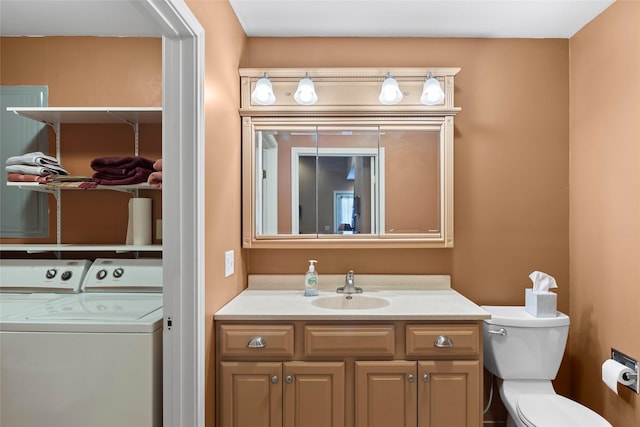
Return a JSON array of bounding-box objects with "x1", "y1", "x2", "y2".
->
[
  {"x1": 406, "y1": 324, "x2": 479, "y2": 357},
  {"x1": 304, "y1": 325, "x2": 395, "y2": 357},
  {"x1": 219, "y1": 324, "x2": 294, "y2": 357}
]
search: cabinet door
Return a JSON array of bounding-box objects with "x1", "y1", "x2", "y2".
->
[
  {"x1": 220, "y1": 362, "x2": 283, "y2": 427},
  {"x1": 355, "y1": 361, "x2": 417, "y2": 427},
  {"x1": 418, "y1": 360, "x2": 481, "y2": 427},
  {"x1": 283, "y1": 361, "x2": 345, "y2": 427}
]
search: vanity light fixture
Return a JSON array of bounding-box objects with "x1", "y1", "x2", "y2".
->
[
  {"x1": 293, "y1": 74, "x2": 318, "y2": 105},
  {"x1": 251, "y1": 74, "x2": 276, "y2": 105},
  {"x1": 378, "y1": 74, "x2": 403, "y2": 105},
  {"x1": 420, "y1": 73, "x2": 446, "y2": 106}
]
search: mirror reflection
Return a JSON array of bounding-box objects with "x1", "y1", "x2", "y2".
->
[
  {"x1": 380, "y1": 128, "x2": 440, "y2": 234},
  {"x1": 254, "y1": 125, "x2": 442, "y2": 238}
]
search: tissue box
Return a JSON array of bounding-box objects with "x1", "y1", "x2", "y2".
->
[{"x1": 525, "y1": 288, "x2": 557, "y2": 317}]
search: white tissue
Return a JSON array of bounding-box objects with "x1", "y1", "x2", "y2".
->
[
  {"x1": 602, "y1": 359, "x2": 635, "y2": 395},
  {"x1": 529, "y1": 271, "x2": 558, "y2": 293}
]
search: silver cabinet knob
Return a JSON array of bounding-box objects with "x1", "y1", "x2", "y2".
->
[
  {"x1": 422, "y1": 373, "x2": 430, "y2": 382},
  {"x1": 434, "y1": 335, "x2": 453, "y2": 348},
  {"x1": 285, "y1": 375, "x2": 293, "y2": 384},
  {"x1": 407, "y1": 374, "x2": 415, "y2": 383},
  {"x1": 271, "y1": 376, "x2": 278, "y2": 384},
  {"x1": 247, "y1": 336, "x2": 266, "y2": 348}
]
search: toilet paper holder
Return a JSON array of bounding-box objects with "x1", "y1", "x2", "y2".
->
[{"x1": 612, "y1": 348, "x2": 639, "y2": 393}]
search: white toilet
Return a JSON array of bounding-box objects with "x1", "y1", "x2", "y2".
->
[{"x1": 482, "y1": 306, "x2": 611, "y2": 427}]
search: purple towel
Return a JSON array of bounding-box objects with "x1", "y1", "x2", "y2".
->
[
  {"x1": 90, "y1": 156, "x2": 155, "y2": 185},
  {"x1": 92, "y1": 167, "x2": 153, "y2": 185},
  {"x1": 90, "y1": 156, "x2": 155, "y2": 173}
]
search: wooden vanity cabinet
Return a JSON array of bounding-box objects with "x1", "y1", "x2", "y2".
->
[
  {"x1": 354, "y1": 360, "x2": 480, "y2": 427},
  {"x1": 216, "y1": 321, "x2": 482, "y2": 427},
  {"x1": 220, "y1": 361, "x2": 345, "y2": 427}
]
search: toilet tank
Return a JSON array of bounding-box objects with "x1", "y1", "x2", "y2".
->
[{"x1": 482, "y1": 306, "x2": 569, "y2": 380}]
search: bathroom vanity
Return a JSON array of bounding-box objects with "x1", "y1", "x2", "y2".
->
[{"x1": 214, "y1": 275, "x2": 490, "y2": 427}]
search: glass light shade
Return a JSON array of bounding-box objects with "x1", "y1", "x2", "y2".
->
[
  {"x1": 251, "y1": 77, "x2": 276, "y2": 105},
  {"x1": 293, "y1": 77, "x2": 318, "y2": 105},
  {"x1": 420, "y1": 75, "x2": 445, "y2": 105},
  {"x1": 378, "y1": 76, "x2": 403, "y2": 105}
]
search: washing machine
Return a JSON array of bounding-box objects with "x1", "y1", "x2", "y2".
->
[
  {"x1": 0, "y1": 258, "x2": 91, "y2": 317},
  {"x1": 0, "y1": 258, "x2": 163, "y2": 427}
]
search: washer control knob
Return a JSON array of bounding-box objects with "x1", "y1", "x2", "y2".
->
[
  {"x1": 61, "y1": 270, "x2": 72, "y2": 281},
  {"x1": 97, "y1": 269, "x2": 108, "y2": 280},
  {"x1": 113, "y1": 267, "x2": 124, "y2": 278},
  {"x1": 45, "y1": 269, "x2": 57, "y2": 279}
]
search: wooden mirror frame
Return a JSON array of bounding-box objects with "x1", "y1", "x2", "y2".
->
[{"x1": 240, "y1": 68, "x2": 460, "y2": 249}]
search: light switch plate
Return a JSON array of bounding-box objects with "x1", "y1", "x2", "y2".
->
[{"x1": 225, "y1": 250, "x2": 234, "y2": 278}]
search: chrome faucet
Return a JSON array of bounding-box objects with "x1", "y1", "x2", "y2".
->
[{"x1": 337, "y1": 270, "x2": 362, "y2": 294}]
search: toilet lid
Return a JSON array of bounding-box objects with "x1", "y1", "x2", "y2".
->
[{"x1": 517, "y1": 394, "x2": 611, "y2": 427}]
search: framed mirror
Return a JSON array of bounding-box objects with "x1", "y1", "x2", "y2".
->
[{"x1": 240, "y1": 68, "x2": 460, "y2": 248}]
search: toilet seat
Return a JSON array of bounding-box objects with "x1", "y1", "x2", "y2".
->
[{"x1": 516, "y1": 394, "x2": 611, "y2": 427}]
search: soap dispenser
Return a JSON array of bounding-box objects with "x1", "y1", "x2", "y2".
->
[{"x1": 304, "y1": 260, "x2": 318, "y2": 296}]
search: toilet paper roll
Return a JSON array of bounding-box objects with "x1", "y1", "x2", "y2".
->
[
  {"x1": 126, "y1": 198, "x2": 152, "y2": 245},
  {"x1": 602, "y1": 359, "x2": 635, "y2": 395}
]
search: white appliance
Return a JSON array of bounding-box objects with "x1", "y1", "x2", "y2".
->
[
  {"x1": 482, "y1": 306, "x2": 611, "y2": 427},
  {"x1": 0, "y1": 258, "x2": 163, "y2": 427},
  {"x1": 0, "y1": 258, "x2": 91, "y2": 316}
]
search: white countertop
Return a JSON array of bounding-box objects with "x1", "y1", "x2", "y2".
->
[{"x1": 214, "y1": 275, "x2": 491, "y2": 321}]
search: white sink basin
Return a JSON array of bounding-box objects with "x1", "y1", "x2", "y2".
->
[{"x1": 311, "y1": 295, "x2": 390, "y2": 310}]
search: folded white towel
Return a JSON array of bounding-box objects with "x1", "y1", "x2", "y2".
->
[
  {"x1": 5, "y1": 164, "x2": 69, "y2": 176},
  {"x1": 6, "y1": 151, "x2": 60, "y2": 167}
]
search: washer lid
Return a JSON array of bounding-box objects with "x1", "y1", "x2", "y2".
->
[
  {"x1": 481, "y1": 306, "x2": 569, "y2": 327},
  {"x1": 517, "y1": 394, "x2": 611, "y2": 427},
  {"x1": 0, "y1": 294, "x2": 69, "y2": 318},
  {"x1": 20, "y1": 294, "x2": 162, "y2": 322}
]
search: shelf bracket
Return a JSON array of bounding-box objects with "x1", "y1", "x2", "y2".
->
[
  {"x1": 120, "y1": 119, "x2": 140, "y2": 156},
  {"x1": 55, "y1": 189, "x2": 62, "y2": 245},
  {"x1": 38, "y1": 121, "x2": 62, "y2": 161},
  {"x1": 107, "y1": 110, "x2": 140, "y2": 156},
  {"x1": 101, "y1": 186, "x2": 141, "y2": 196},
  {"x1": 132, "y1": 120, "x2": 139, "y2": 156}
]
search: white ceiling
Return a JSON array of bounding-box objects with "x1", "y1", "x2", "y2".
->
[
  {"x1": 0, "y1": 0, "x2": 616, "y2": 39},
  {"x1": 0, "y1": 0, "x2": 162, "y2": 36},
  {"x1": 229, "y1": 0, "x2": 615, "y2": 39}
]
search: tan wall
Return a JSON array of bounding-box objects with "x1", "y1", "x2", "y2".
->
[
  {"x1": 244, "y1": 37, "x2": 570, "y2": 303},
  {"x1": 569, "y1": 1, "x2": 640, "y2": 425},
  {"x1": 184, "y1": 2, "x2": 247, "y2": 427},
  {"x1": 244, "y1": 36, "x2": 570, "y2": 419},
  {"x1": 0, "y1": 37, "x2": 161, "y2": 106}
]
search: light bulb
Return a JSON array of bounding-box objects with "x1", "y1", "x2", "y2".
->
[
  {"x1": 294, "y1": 77, "x2": 318, "y2": 105},
  {"x1": 420, "y1": 75, "x2": 445, "y2": 106},
  {"x1": 298, "y1": 89, "x2": 313, "y2": 103},
  {"x1": 378, "y1": 76, "x2": 402, "y2": 105},
  {"x1": 251, "y1": 76, "x2": 276, "y2": 105}
]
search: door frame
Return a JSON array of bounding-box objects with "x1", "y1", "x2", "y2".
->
[{"x1": 136, "y1": 2, "x2": 205, "y2": 426}]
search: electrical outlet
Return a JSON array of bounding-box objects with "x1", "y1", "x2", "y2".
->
[{"x1": 225, "y1": 250, "x2": 234, "y2": 278}]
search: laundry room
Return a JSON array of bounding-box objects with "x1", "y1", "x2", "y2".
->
[{"x1": 1, "y1": 35, "x2": 164, "y2": 427}]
